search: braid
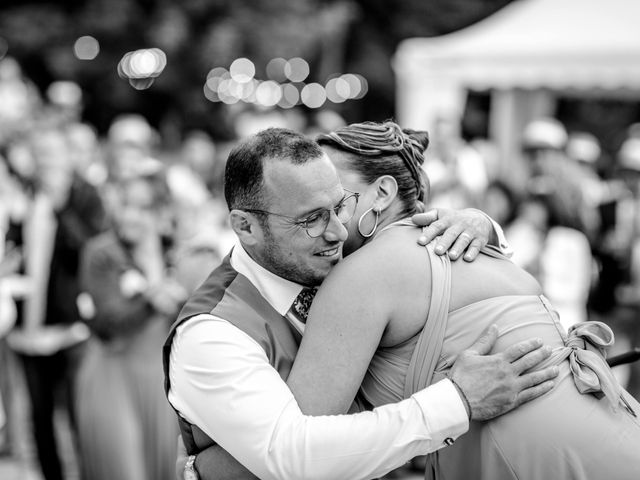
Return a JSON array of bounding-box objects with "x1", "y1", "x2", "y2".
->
[{"x1": 320, "y1": 122, "x2": 428, "y2": 202}]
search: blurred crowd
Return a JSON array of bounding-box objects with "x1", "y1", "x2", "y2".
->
[
  {"x1": 0, "y1": 55, "x2": 235, "y2": 480},
  {"x1": 1, "y1": 51, "x2": 640, "y2": 480},
  {"x1": 425, "y1": 114, "x2": 640, "y2": 398}
]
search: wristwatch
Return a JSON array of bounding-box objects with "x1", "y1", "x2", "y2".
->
[{"x1": 183, "y1": 455, "x2": 199, "y2": 480}]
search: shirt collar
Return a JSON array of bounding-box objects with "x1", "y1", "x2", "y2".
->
[{"x1": 230, "y1": 242, "x2": 304, "y2": 316}]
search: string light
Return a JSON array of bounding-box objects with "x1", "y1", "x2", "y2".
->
[
  {"x1": 74, "y1": 36, "x2": 100, "y2": 60},
  {"x1": 300, "y1": 83, "x2": 326, "y2": 109},
  {"x1": 230, "y1": 58, "x2": 255, "y2": 84},
  {"x1": 201, "y1": 57, "x2": 368, "y2": 107},
  {"x1": 284, "y1": 57, "x2": 310, "y2": 82}
]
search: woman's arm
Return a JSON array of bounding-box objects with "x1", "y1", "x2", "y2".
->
[
  {"x1": 80, "y1": 238, "x2": 152, "y2": 338},
  {"x1": 287, "y1": 233, "x2": 429, "y2": 415}
]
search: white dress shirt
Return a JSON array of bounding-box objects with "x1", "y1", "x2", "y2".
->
[{"x1": 168, "y1": 244, "x2": 468, "y2": 480}]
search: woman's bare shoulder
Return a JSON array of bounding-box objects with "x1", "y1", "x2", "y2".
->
[{"x1": 329, "y1": 226, "x2": 429, "y2": 291}]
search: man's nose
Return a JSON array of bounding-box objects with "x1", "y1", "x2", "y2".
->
[{"x1": 323, "y1": 210, "x2": 348, "y2": 242}]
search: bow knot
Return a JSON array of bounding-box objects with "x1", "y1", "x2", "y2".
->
[{"x1": 563, "y1": 322, "x2": 632, "y2": 413}]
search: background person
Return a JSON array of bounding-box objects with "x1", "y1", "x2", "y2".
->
[{"x1": 76, "y1": 170, "x2": 185, "y2": 480}]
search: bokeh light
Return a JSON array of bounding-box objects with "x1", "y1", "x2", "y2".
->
[
  {"x1": 73, "y1": 36, "x2": 100, "y2": 60},
  {"x1": 339, "y1": 74, "x2": 361, "y2": 99},
  {"x1": 300, "y1": 83, "x2": 326, "y2": 108},
  {"x1": 129, "y1": 78, "x2": 156, "y2": 90},
  {"x1": 284, "y1": 57, "x2": 309, "y2": 82},
  {"x1": 278, "y1": 83, "x2": 300, "y2": 108},
  {"x1": 207, "y1": 67, "x2": 229, "y2": 81},
  {"x1": 239, "y1": 79, "x2": 258, "y2": 101},
  {"x1": 255, "y1": 80, "x2": 282, "y2": 107},
  {"x1": 201, "y1": 58, "x2": 367, "y2": 107},
  {"x1": 205, "y1": 75, "x2": 223, "y2": 93},
  {"x1": 325, "y1": 77, "x2": 350, "y2": 103},
  {"x1": 203, "y1": 83, "x2": 220, "y2": 102},
  {"x1": 266, "y1": 57, "x2": 287, "y2": 82},
  {"x1": 118, "y1": 48, "x2": 167, "y2": 82},
  {"x1": 47, "y1": 81, "x2": 83, "y2": 107},
  {"x1": 353, "y1": 74, "x2": 368, "y2": 99},
  {"x1": 229, "y1": 58, "x2": 255, "y2": 84}
]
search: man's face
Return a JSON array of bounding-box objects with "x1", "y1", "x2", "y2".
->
[
  {"x1": 322, "y1": 146, "x2": 375, "y2": 257},
  {"x1": 251, "y1": 154, "x2": 348, "y2": 286}
]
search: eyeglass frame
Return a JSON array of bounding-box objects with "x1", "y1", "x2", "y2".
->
[{"x1": 240, "y1": 190, "x2": 360, "y2": 238}]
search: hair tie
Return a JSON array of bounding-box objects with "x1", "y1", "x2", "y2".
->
[{"x1": 320, "y1": 122, "x2": 427, "y2": 202}]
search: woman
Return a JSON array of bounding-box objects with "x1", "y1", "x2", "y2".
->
[
  {"x1": 286, "y1": 122, "x2": 640, "y2": 479},
  {"x1": 76, "y1": 171, "x2": 185, "y2": 480}
]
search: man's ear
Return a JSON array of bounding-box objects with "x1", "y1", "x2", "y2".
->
[
  {"x1": 229, "y1": 210, "x2": 262, "y2": 246},
  {"x1": 374, "y1": 175, "x2": 398, "y2": 211}
]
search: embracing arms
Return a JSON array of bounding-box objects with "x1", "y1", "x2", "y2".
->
[
  {"x1": 173, "y1": 210, "x2": 546, "y2": 480},
  {"x1": 169, "y1": 315, "x2": 469, "y2": 480}
]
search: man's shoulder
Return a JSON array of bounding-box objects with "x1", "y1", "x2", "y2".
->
[{"x1": 177, "y1": 255, "x2": 240, "y2": 320}]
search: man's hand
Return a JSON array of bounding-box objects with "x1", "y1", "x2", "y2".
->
[
  {"x1": 175, "y1": 437, "x2": 259, "y2": 480},
  {"x1": 412, "y1": 208, "x2": 495, "y2": 261},
  {"x1": 448, "y1": 325, "x2": 558, "y2": 422}
]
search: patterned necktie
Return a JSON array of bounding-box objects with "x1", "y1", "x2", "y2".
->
[{"x1": 291, "y1": 287, "x2": 318, "y2": 323}]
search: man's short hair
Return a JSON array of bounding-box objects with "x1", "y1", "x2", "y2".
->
[{"x1": 224, "y1": 128, "x2": 324, "y2": 211}]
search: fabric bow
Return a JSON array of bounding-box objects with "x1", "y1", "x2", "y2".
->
[{"x1": 545, "y1": 321, "x2": 633, "y2": 414}]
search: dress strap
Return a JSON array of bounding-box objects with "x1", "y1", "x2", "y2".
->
[{"x1": 403, "y1": 243, "x2": 452, "y2": 399}]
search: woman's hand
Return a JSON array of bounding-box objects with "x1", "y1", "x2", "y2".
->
[{"x1": 412, "y1": 208, "x2": 496, "y2": 261}]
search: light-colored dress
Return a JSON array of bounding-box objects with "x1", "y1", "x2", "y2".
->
[
  {"x1": 75, "y1": 232, "x2": 178, "y2": 480},
  {"x1": 359, "y1": 223, "x2": 640, "y2": 480}
]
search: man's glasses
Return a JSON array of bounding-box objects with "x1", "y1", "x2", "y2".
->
[{"x1": 242, "y1": 191, "x2": 360, "y2": 238}]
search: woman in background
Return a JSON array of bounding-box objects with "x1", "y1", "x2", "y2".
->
[{"x1": 76, "y1": 170, "x2": 185, "y2": 480}]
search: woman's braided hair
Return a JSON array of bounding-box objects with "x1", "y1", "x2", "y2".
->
[{"x1": 317, "y1": 121, "x2": 430, "y2": 214}]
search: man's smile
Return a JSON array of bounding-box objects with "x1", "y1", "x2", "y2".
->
[{"x1": 315, "y1": 246, "x2": 341, "y2": 257}]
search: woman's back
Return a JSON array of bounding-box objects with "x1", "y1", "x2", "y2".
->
[
  {"x1": 358, "y1": 223, "x2": 542, "y2": 347},
  {"x1": 357, "y1": 222, "x2": 640, "y2": 480}
]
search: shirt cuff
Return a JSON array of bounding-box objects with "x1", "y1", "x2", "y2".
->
[
  {"x1": 476, "y1": 210, "x2": 513, "y2": 257},
  {"x1": 411, "y1": 379, "x2": 469, "y2": 447}
]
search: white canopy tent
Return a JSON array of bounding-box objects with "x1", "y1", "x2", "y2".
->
[{"x1": 393, "y1": 0, "x2": 640, "y2": 179}]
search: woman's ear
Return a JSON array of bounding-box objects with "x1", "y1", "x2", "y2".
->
[
  {"x1": 229, "y1": 210, "x2": 262, "y2": 246},
  {"x1": 374, "y1": 175, "x2": 398, "y2": 211}
]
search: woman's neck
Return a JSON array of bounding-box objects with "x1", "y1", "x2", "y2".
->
[{"x1": 361, "y1": 201, "x2": 409, "y2": 247}]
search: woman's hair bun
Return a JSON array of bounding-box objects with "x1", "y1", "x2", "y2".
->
[{"x1": 402, "y1": 128, "x2": 430, "y2": 154}]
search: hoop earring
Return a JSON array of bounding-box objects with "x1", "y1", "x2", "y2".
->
[{"x1": 357, "y1": 207, "x2": 380, "y2": 238}]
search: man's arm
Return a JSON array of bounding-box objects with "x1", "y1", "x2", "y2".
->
[
  {"x1": 412, "y1": 208, "x2": 512, "y2": 261},
  {"x1": 176, "y1": 322, "x2": 557, "y2": 480},
  {"x1": 175, "y1": 438, "x2": 257, "y2": 480},
  {"x1": 169, "y1": 315, "x2": 469, "y2": 480}
]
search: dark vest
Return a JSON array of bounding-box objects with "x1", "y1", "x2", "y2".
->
[{"x1": 162, "y1": 252, "x2": 302, "y2": 454}]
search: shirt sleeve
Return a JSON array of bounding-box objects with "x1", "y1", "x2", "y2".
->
[
  {"x1": 168, "y1": 314, "x2": 469, "y2": 480},
  {"x1": 474, "y1": 209, "x2": 513, "y2": 257}
]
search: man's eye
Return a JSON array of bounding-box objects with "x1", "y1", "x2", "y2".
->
[{"x1": 301, "y1": 212, "x2": 324, "y2": 226}]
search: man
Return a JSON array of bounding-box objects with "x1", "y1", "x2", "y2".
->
[{"x1": 164, "y1": 128, "x2": 556, "y2": 480}]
